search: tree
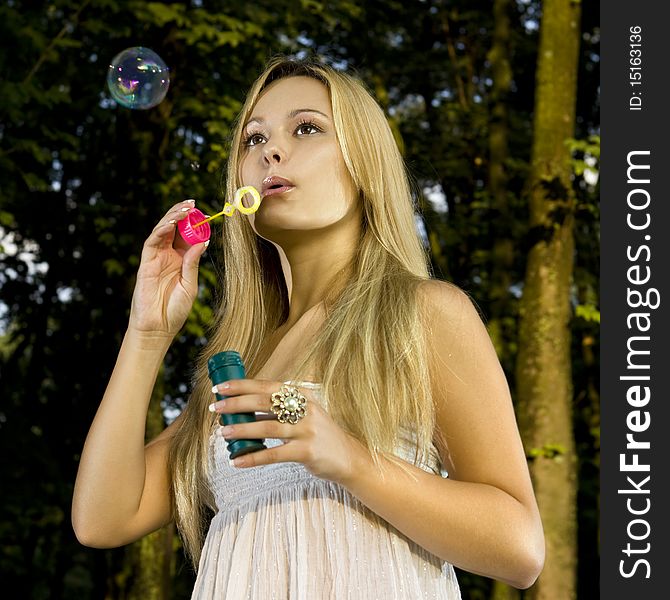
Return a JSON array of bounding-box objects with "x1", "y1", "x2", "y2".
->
[{"x1": 514, "y1": 1, "x2": 583, "y2": 598}]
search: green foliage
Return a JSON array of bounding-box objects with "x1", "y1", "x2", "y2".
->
[
  {"x1": 528, "y1": 443, "x2": 569, "y2": 461},
  {"x1": 567, "y1": 134, "x2": 600, "y2": 179},
  {"x1": 575, "y1": 303, "x2": 600, "y2": 323}
]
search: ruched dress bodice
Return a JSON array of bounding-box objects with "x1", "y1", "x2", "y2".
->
[{"x1": 191, "y1": 382, "x2": 461, "y2": 599}]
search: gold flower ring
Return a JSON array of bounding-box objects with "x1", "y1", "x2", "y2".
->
[{"x1": 270, "y1": 385, "x2": 307, "y2": 424}]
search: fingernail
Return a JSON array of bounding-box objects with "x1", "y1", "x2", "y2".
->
[
  {"x1": 184, "y1": 199, "x2": 196, "y2": 204},
  {"x1": 228, "y1": 459, "x2": 237, "y2": 467},
  {"x1": 221, "y1": 381, "x2": 230, "y2": 390},
  {"x1": 204, "y1": 240, "x2": 210, "y2": 248},
  {"x1": 220, "y1": 426, "x2": 234, "y2": 437},
  {"x1": 208, "y1": 402, "x2": 217, "y2": 412},
  {"x1": 168, "y1": 219, "x2": 177, "y2": 225},
  {"x1": 211, "y1": 385, "x2": 219, "y2": 394},
  {"x1": 180, "y1": 207, "x2": 190, "y2": 212}
]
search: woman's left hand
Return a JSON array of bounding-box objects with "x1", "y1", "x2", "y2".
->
[{"x1": 209, "y1": 378, "x2": 365, "y2": 485}]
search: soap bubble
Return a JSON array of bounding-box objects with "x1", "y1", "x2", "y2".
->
[{"x1": 106, "y1": 47, "x2": 170, "y2": 110}]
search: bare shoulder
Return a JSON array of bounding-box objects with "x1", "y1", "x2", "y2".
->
[
  {"x1": 416, "y1": 279, "x2": 488, "y2": 345},
  {"x1": 416, "y1": 278, "x2": 498, "y2": 395}
]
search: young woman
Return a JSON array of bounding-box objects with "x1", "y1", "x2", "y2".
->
[{"x1": 72, "y1": 57, "x2": 544, "y2": 598}]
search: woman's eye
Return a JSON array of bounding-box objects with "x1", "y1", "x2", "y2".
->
[
  {"x1": 245, "y1": 133, "x2": 265, "y2": 146},
  {"x1": 296, "y1": 123, "x2": 320, "y2": 136}
]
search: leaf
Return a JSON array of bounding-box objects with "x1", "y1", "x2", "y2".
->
[
  {"x1": 575, "y1": 304, "x2": 600, "y2": 323},
  {"x1": 103, "y1": 258, "x2": 125, "y2": 276},
  {"x1": 528, "y1": 443, "x2": 568, "y2": 460},
  {"x1": 0, "y1": 210, "x2": 15, "y2": 227},
  {"x1": 132, "y1": 2, "x2": 188, "y2": 27}
]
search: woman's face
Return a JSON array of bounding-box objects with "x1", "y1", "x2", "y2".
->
[{"x1": 239, "y1": 76, "x2": 360, "y2": 243}]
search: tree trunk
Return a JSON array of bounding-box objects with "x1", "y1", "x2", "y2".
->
[{"x1": 514, "y1": 1, "x2": 581, "y2": 599}]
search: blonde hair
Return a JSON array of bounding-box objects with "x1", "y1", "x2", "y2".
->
[{"x1": 168, "y1": 56, "x2": 438, "y2": 569}]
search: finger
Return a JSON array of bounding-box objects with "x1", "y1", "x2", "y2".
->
[
  {"x1": 147, "y1": 220, "x2": 178, "y2": 249},
  {"x1": 218, "y1": 419, "x2": 296, "y2": 443},
  {"x1": 213, "y1": 379, "x2": 283, "y2": 398},
  {"x1": 228, "y1": 443, "x2": 291, "y2": 468},
  {"x1": 164, "y1": 198, "x2": 197, "y2": 220},
  {"x1": 209, "y1": 393, "x2": 273, "y2": 415},
  {"x1": 155, "y1": 199, "x2": 197, "y2": 230},
  {"x1": 147, "y1": 200, "x2": 195, "y2": 242}
]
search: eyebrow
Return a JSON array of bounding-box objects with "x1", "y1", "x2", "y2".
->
[{"x1": 245, "y1": 108, "x2": 330, "y2": 127}]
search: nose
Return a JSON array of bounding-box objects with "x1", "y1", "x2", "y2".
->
[{"x1": 262, "y1": 142, "x2": 285, "y2": 166}]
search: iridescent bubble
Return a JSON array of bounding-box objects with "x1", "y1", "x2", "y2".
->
[{"x1": 106, "y1": 47, "x2": 170, "y2": 110}]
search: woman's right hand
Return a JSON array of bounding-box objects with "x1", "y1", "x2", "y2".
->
[{"x1": 128, "y1": 199, "x2": 209, "y2": 338}]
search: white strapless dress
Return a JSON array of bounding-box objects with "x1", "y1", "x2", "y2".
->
[{"x1": 191, "y1": 382, "x2": 462, "y2": 599}]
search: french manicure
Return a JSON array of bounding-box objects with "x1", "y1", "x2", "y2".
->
[
  {"x1": 208, "y1": 402, "x2": 218, "y2": 412},
  {"x1": 211, "y1": 385, "x2": 219, "y2": 394},
  {"x1": 180, "y1": 207, "x2": 190, "y2": 212},
  {"x1": 184, "y1": 199, "x2": 196, "y2": 204}
]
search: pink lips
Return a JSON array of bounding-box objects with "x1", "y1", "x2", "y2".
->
[{"x1": 261, "y1": 175, "x2": 295, "y2": 197}]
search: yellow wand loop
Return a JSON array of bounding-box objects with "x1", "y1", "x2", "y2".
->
[{"x1": 193, "y1": 186, "x2": 261, "y2": 228}]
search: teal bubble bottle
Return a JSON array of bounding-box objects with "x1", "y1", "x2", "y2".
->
[{"x1": 208, "y1": 351, "x2": 266, "y2": 459}]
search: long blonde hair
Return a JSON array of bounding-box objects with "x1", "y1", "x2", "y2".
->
[{"x1": 168, "y1": 56, "x2": 438, "y2": 569}]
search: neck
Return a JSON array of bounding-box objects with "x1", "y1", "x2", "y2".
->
[{"x1": 275, "y1": 225, "x2": 359, "y2": 326}]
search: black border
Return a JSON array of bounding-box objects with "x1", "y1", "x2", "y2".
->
[{"x1": 601, "y1": 2, "x2": 669, "y2": 595}]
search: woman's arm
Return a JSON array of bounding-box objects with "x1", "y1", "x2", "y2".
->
[
  {"x1": 71, "y1": 330, "x2": 177, "y2": 547},
  {"x1": 71, "y1": 199, "x2": 207, "y2": 547},
  {"x1": 339, "y1": 281, "x2": 545, "y2": 588}
]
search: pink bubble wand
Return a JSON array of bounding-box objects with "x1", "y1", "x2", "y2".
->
[{"x1": 178, "y1": 186, "x2": 261, "y2": 245}]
